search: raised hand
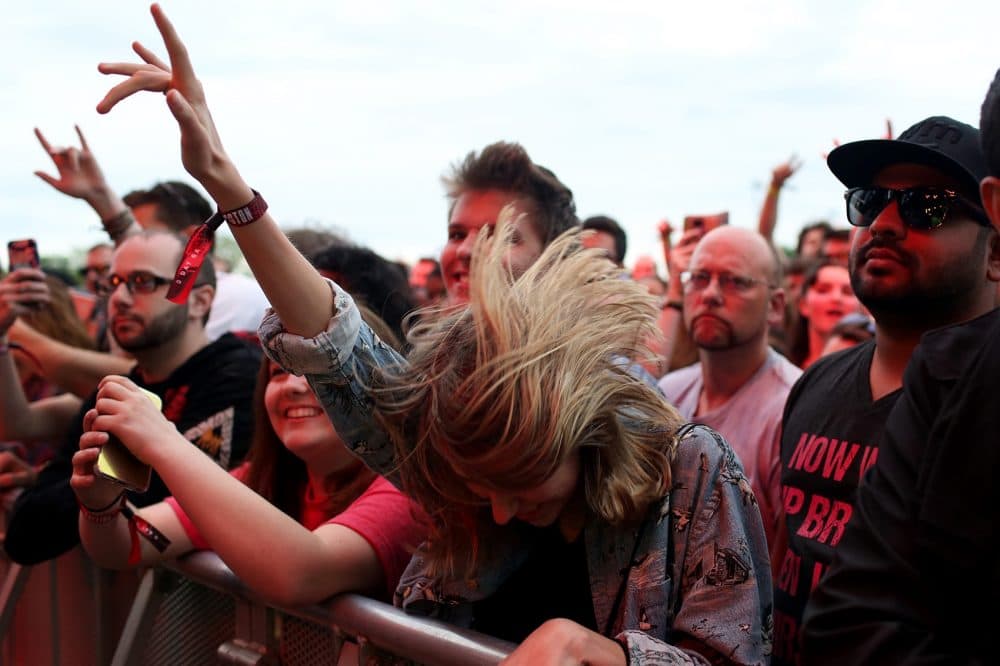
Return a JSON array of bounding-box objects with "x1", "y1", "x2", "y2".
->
[
  {"x1": 0, "y1": 268, "x2": 50, "y2": 337},
  {"x1": 667, "y1": 227, "x2": 703, "y2": 276},
  {"x1": 97, "y1": 4, "x2": 238, "y2": 199},
  {"x1": 34, "y1": 126, "x2": 112, "y2": 201},
  {"x1": 771, "y1": 154, "x2": 802, "y2": 189}
]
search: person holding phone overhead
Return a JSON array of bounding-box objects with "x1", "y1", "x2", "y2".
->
[
  {"x1": 0, "y1": 229, "x2": 260, "y2": 565},
  {"x1": 7, "y1": 239, "x2": 41, "y2": 271}
]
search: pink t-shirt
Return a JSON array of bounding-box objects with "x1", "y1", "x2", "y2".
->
[{"x1": 165, "y1": 470, "x2": 424, "y2": 597}]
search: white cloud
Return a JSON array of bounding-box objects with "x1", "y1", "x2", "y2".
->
[{"x1": 1, "y1": 0, "x2": 999, "y2": 274}]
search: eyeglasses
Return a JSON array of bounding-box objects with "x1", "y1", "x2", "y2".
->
[
  {"x1": 844, "y1": 186, "x2": 991, "y2": 230},
  {"x1": 96, "y1": 271, "x2": 172, "y2": 297},
  {"x1": 680, "y1": 270, "x2": 774, "y2": 294}
]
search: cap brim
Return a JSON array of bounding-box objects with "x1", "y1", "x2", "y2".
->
[{"x1": 827, "y1": 139, "x2": 982, "y2": 200}]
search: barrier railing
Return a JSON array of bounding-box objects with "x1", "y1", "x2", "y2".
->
[{"x1": 111, "y1": 550, "x2": 517, "y2": 665}]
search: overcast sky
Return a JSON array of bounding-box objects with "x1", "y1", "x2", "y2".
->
[{"x1": 3, "y1": 1, "x2": 999, "y2": 273}]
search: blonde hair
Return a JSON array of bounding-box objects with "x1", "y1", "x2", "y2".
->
[{"x1": 374, "y1": 210, "x2": 684, "y2": 575}]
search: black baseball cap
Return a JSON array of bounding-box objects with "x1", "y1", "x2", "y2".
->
[{"x1": 827, "y1": 116, "x2": 987, "y2": 201}]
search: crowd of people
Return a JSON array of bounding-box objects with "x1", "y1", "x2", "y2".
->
[{"x1": 0, "y1": 4, "x2": 997, "y2": 664}]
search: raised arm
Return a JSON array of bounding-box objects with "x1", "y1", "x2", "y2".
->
[
  {"x1": 7, "y1": 319, "x2": 134, "y2": 398},
  {"x1": 96, "y1": 4, "x2": 332, "y2": 338},
  {"x1": 0, "y1": 268, "x2": 82, "y2": 442},
  {"x1": 33, "y1": 126, "x2": 137, "y2": 245},
  {"x1": 757, "y1": 155, "x2": 801, "y2": 244},
  {"x1": 653, "y1": 227, "x2": 702, "y2": 375},
  {"x1": 79, "y1": 375, "x2": 385, "y2": 605}
]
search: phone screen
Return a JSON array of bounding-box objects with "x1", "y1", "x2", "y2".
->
[
  {"x1": 94, "y1": 389, "x2": 162, "y2": 493},
  {"x1": 7, "y1": 239, "x2": 40, "y2": 271}
]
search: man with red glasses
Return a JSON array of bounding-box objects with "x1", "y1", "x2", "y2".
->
[
  {"x1": 772, "y1": 115, "x2": 1000, "y2": 666},
  {"x1": 0, "y1": 229, "x2": 260, "y2": 564},
  {"x1": 799, "y1": 77, "x2": 1000, "y2": 664}
]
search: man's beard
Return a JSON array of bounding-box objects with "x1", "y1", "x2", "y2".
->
[
  {"x1": 112, "y1": 305, "x2": 188, "y2": 353},
  {"x1": 851, "y1": 232, "x2": 989, "y2": 327}
]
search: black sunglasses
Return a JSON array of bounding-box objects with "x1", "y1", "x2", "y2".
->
[{"x1": 845, "y1": 186, "x2": 991, "y2": 230}]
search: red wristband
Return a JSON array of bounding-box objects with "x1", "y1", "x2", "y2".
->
[{"x1": 221, "y1": 189, "x2": 268, "y2": 227}]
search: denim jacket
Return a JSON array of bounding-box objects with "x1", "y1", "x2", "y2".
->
[{"x1": 260, "y1": 280, "x2": 773, "y2": 665}]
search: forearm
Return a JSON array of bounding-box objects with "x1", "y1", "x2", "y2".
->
[
  {"x1": 78, "y1": 505, "x2": 138, "y2": 568},
  {"x1": 655, "y1": 277, "x2": 685, "y2": 373},
  {"x1": 9, "y1": 320, "x2": 134, "y2": 398},
  {"x1": 757, "y1": 182, "x2": 780, "y2": 241},
  {"x1": 147, "y1": 433, "x2": 342, "y2": 602},
  {"x1": 198, "y1": 170, "x2": 334, "y2": 338},
  {"x1": 85, "y1": 182, "x2": 130, "y2": 229},
  {"x1": 0, "y1": 340, "x2": 39, "y2": 440}
]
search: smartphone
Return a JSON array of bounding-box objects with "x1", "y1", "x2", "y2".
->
[
  {"x1": 95, "y1": 388, "x2": 162, "y2": 493},
  {"x1": 7, "y1": 239, "x2": 40, "y2": 271},
  {"x1": 682, "y1": 212, "x2": 729, "y2": 233}
]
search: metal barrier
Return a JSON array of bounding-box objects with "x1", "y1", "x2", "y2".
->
[
  {"x1": 0, "y1": 503, "x2": 515, "y2": 666},
  {"x1": 0, "y1": 546, "x2": 143, "y2": 666},
  {"x1": 112, "y1": 551, "x2": 517, "y2": 666}
]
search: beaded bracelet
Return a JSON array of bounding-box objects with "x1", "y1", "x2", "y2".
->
[
  {"x1": 101, "y1": 209, "x2": 136, "y2": 243},
  {"x1": 78, "y1": 494, "x2": 125, "y2": 525}
]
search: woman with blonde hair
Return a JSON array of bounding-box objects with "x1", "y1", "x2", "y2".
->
[{"x1": 94, "y1": 6, "x2": 771, "y2": 662}]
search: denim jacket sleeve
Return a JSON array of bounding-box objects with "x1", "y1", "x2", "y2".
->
[
  {"x1": 258, "y1": 279, "x2": 405, "y2": 480},
  {"x1": 613, "y1": 425, "x2": 773, "y2": 665}
]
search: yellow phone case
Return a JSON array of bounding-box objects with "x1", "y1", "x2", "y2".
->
[{"x1": 94, "y1": 388, "x2": 162, "y2": 493}]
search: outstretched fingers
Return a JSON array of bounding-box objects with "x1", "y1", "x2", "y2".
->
[
  {"x1": 132, "y1": 40, "x2": 170, "y2": 71},
  {"x1": 96, "y1": 68, "x2": 171, "y2": 114},
  {"x1": 150, "y1": 4, "x2": 195, "y2": 82},
  {"x1": 74, "y1": 125, "x2": 90, "y2": 152},
  {"x1": 34, "y1": 127, "x2": 55, "y2": 154},
  {"x1": 98, "y1": 61, "x2": 159, "y2": 76}
]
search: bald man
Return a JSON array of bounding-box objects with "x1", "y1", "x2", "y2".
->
[{"x1": 658, "y1": 226, "x2": 800, "y2": 563}]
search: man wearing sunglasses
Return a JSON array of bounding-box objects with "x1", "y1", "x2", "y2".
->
[
  {"x1": 772, "y1": 115, "x2": 1000, "y2": 666},
  {"x1": 799, "y1": 78, "x2": 1000, "y2": 664},
  {"x1": 0, "y1": 229, "x2": 260, "y2": 565}
]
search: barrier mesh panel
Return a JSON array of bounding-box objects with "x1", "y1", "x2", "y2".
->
[
  {"x1": 140, "y1": 577, "x2": 236, "y2": 665},
  {"x1": 278, "y1": 614, "x2": 341, "y2": 665},
  {"x1": 278, "y1": 613, "x2": 419, "y2": 666}
]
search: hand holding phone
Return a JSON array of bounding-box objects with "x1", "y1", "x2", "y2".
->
[
  {"x1": 7, "y1": 239, "x2": 40, "y2": 271},
  {"x1": 95, "y1": 387, "x2": 162, "y2": 493}
]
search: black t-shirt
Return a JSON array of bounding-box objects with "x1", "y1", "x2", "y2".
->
[
  {"x1": 471, "y1": 525, "x2": 597, "y2": 643},
  {"x1": 773, "y1": 340, "x2": 900, "y2": 666},
  {"x1": 4, "y1": 333, "x2": 261, "y2": 565},
  {"x1": 801, "y1": 308, "x2": 1000, "y2": 664}
]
